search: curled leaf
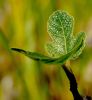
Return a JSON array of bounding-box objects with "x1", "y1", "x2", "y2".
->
[{"x1": 11, "y1": 34, "x2": 83, "y2": 64}]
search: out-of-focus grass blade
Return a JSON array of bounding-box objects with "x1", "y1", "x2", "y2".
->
[
  {"x1": 0, "y1": 30, "x2": 30, "y2": 99},
  {"x1": 0, "y1": 30, "x2": 10, "y2": 52}
]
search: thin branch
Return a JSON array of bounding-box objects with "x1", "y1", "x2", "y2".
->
[{"x1": 62, "y1": 64, "x2": 83, "y2": 100}]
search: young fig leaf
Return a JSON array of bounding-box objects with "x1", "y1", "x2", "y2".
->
[
  {"x1": 46, "y1": 10, "x2": 86, "y2": 59},
  {"x1": 11, "y1": 10, "x2": 86, "y2": 64}
]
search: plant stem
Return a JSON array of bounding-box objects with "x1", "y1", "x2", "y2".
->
[{"x1": 62, "y1": 64, "x2": 83, "y2": 100}]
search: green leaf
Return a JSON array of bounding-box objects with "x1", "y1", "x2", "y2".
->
[
  {"x1": 46, "y1": 10, "x2": 86, "y2": 59},
  {"x1": 10, "y1": 48, "x2": 72, "y2": 64},
  {"x1": 71, "y1": 32, "x2": 85, "y2": 59},
  {"x1": 11, "y1": 34, "x2": 83, "y2": 64},
  {"x1": 11, "y1": 10, "x2": 86, "y2": 64}
]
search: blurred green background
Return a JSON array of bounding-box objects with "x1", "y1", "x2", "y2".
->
[{"x1": 0, "y1": 0, "x2": 92, "y2": 100}]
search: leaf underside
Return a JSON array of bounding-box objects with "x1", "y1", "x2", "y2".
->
[{"x1": 46, "y1": 10, "x2": 85, "y2": 59}]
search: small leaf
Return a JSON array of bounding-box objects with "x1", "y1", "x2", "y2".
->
[
  {"x1": 11, "y1": 48, "x2": 71, "y2": 64},
  {"x1": 46, "y1": 10, "x2": 86, "y2": 59},
  {"x1": 11, "y1": 35, "x2": 83, "y2": 64},
  {"x1": 47, "y1": 10, "x2": 74, "y2": 56}
]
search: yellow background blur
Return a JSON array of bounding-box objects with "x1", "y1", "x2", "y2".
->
[{"x1": 0, "y1": 0, "x2": 92, "y2": 100}]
